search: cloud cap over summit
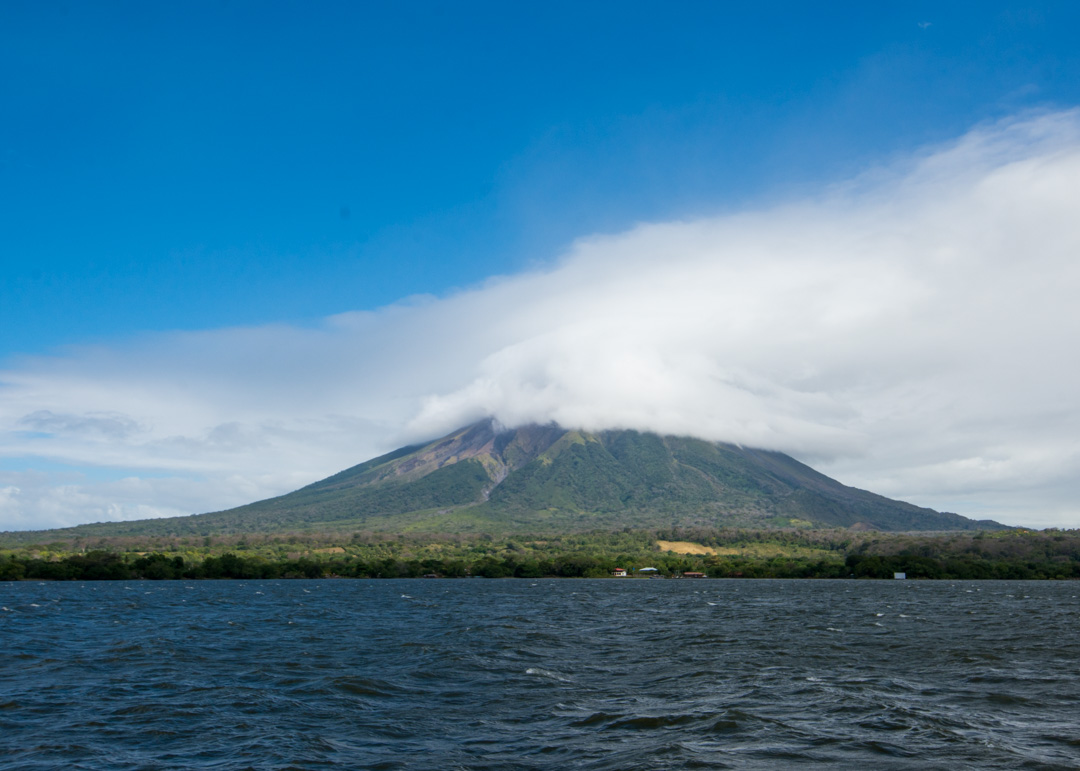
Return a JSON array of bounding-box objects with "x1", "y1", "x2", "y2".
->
[{"x1": 3, "y1": 112, "x2": 1080, "y2": 530}]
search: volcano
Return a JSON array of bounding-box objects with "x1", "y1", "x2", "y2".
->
[{"x1": 42, "y1": 420, "x2": 1007, "y2": 537}]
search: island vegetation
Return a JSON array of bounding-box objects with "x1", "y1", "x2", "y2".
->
[{"x1": 2, "y1": 527, "x2": 1079, "y2": 581}]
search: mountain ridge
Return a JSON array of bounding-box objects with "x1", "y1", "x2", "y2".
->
[{"x1": 3, "y1": 420, "x2": 1008, "y2": 539}]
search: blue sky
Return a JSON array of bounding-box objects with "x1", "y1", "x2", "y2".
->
[
  {"x1": 3, "y1": 2, "x2": 1080, "y2": 530},
  {"x1": 5, "y1": 2, "x2": 1079, "y2": 356}
]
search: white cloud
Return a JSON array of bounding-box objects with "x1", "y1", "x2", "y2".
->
[
  {"x1": 18, "y1": 409, "x2": 144, "y2": 438},
  {"x1": 3, "y1": 110, "x2": 1080, "y2": 530}
]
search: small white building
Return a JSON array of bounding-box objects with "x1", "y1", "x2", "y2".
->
[
  {"x1": 613, "y1": 567, "x2": 628, "y2": 577},
  {"x1": 894, "y1": 572, "x2": 907, "y2": 580}
]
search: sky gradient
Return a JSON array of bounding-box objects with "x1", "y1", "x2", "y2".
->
[{"x1": 3, "y1": 2, "x2": 1080, "y2": 530}]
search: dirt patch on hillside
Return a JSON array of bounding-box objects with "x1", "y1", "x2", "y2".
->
[{"x1": 657, "y1": 540, "x2": 718, "y2": 555}]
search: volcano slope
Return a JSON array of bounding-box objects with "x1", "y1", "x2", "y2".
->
[{"x1": 23, "y1": 420, "x2": 1006, "y2": 538}]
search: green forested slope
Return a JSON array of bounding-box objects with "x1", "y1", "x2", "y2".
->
[{"x1": 1, "y1": 421, "x2": 1007, "y2": 541}]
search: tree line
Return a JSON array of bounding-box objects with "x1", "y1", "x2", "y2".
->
[{"x1": 2, "y1": 548, "x2": 1078, "y2": 581}]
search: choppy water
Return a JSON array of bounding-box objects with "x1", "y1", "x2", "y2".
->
[{"x1": 2, "y1": 579, "x2": 1079, "y2": 770}]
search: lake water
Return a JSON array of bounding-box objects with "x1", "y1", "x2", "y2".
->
[{"x1": 2, "y1": 579, "x2": 1079, "y2": 770}]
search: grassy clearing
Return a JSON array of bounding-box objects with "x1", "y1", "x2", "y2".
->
[{"x1": 657, "y1": 539, "x2": 836, "y2": 559}]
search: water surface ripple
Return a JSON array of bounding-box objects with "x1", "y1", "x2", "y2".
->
[{"x1": 2, "y1": 579, "x2": 1079, "y2": 769}]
